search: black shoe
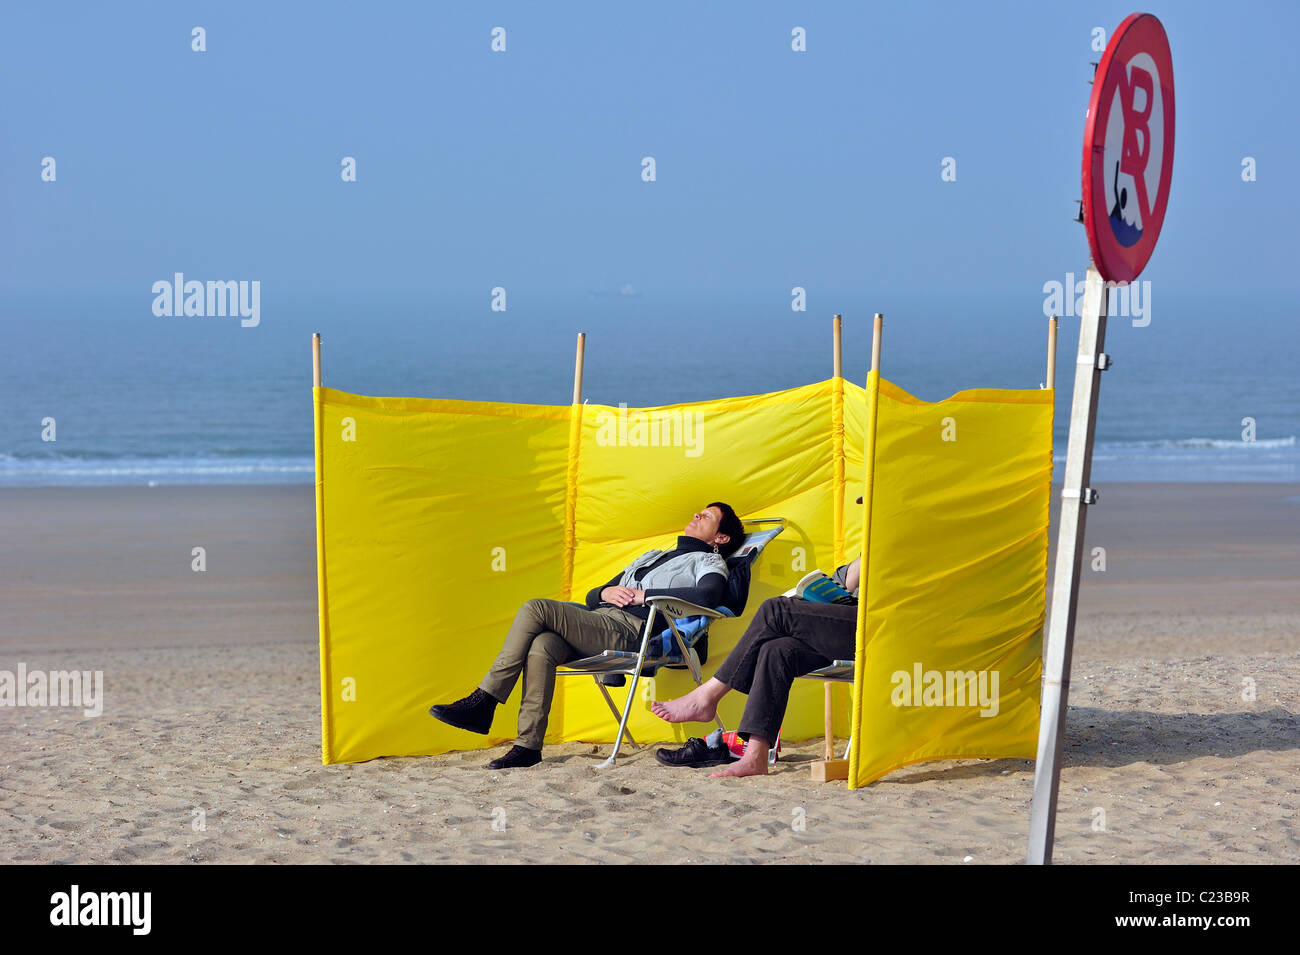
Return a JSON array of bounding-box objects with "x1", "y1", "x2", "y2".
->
[
  {"x1": 655, "y1": 736, "x2": 731, "y2": 768},
  {"x1": 429, "y1": 688, "x2": 498, "y2": 735},
  {"x1": 487, "y1": 745, "x2": 542, "y2": 770}
]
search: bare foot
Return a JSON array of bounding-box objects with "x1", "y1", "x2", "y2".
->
[
  {"x1": 709, "y1": 743, "x2": 769, "y2": 778},
  {"x1": 650, "y1": 693, "x2": 716, "y2": 724},
  {"x1": 650, "y1": 678, "x2": 727, "y2": 724}
]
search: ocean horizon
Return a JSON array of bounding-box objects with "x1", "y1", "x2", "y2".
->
[{"x1": 2, "y1": 288, "x2": 1297, "y2": 487}]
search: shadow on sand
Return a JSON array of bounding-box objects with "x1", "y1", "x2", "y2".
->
[{"x1": 800, "y1": 706, "x2": 1300, "y2": 784}]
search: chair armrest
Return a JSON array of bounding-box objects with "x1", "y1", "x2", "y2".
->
[{"x1": 644, "y1": 595, "x2": 723, "y2": 619}]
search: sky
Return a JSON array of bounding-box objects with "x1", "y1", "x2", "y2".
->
[{"x1": 3, "y1": 0, "x2": 1297, "y2": 308}]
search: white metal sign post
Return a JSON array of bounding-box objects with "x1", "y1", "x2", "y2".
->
[
  {"x1": 1027, "y1": 12, "x2": 1174, "y2": 864},
  {"x1": 1027, "y1": 268, "x2": 1109, "y2": 864}
]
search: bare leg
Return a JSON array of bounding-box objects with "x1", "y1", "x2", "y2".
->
[
  {"x1": 650, "y1": 677, "x2": 731, "y2": 724},
  {"x1": 709, "y1": 736, "x2": 770, "y2": 778}
]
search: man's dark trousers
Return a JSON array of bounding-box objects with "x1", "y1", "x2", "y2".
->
[{"x1": 712, "y1": 596, "x2": 857, "y2": 745}]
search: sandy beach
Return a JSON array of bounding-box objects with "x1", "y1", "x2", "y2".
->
[{"x1": 1, "y1": 483, "x2": 1297, "y2": 864}]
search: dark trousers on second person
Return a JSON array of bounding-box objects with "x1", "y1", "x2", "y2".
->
[{"x1": 712, "y1": 596, "x2": 858, "y2": 745}]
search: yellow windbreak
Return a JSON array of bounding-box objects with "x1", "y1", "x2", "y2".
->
[
  {"x1": 847, "y1": 379, "x2": 1054, "y2": 787},
  {"x1": 314, "y1": 377, "x2": 1051, "y2": 773},
  {"x1": 315, "y1": 380, "x2": 862, "y2": 764}
]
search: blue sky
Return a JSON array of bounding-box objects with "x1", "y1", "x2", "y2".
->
[{"x1": 3, "y1": 0, "x2": 1297, "y2": 305}]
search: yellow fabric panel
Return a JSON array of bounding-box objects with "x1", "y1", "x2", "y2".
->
[
  {"x1": 847, "y1": 379, "x2": 1054, "y2": 787},
  {"x1": 315, "y1": 387, "x2": 572, "y2": 764}
]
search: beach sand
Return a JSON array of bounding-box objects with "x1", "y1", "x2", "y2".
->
[{"x1": 1, "y1": 483, "x2": 1296, "y2": 864}]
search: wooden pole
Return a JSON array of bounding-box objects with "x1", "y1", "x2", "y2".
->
[
  {"x1": 814, "y1": 313, "x2": 882, "y2": 783},
  {"x1": 823, "y1": 682, "x2": 835, "y2": 760},
  {"x1": 871, "y1": 313, "x2": 883, "y2": 373},
  {"x1": 1046, "y1": 316, "x2": 1059, "y2": 390},
  {"x1": 572, "y1": 332, "x2": 586, "y2": 405},
  {"x1": 832, "y1": 314, "x2": 843, "y2": 378},
  {"x1": 826, "y1": 312, "x2": 844, "y2": 761},
  {"x1": 1027, "y1": 269, "x2": 1109, "y2": 863},
  {"x1": 310, "y1": 331, "x2": 329, "y2": 760},
  {"x1": 560, "y1": 333, "x2": 587, "y2": 603},
  {"x1": 832, "y1": 312, "x2": 846, "y2": 562}
]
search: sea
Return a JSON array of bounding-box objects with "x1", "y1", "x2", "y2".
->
[{"x1": 2, "y1": 287, "x2": 1297, "y2": 487}]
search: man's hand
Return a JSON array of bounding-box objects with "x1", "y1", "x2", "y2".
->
[{"x1": 601, "y1": 585, "x2": 640, "y2": 608}]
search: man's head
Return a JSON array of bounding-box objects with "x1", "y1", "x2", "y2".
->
[{"x1": 684, "y1": 502, "x2": 745, "y2": 557}]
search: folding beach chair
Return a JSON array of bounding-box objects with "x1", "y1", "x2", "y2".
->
[{"x1": 557, "y1": 518, "x2": 786, "y2": 768}]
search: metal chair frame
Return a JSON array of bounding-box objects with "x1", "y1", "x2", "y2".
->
[{"x1": 557, "y1": 518, "x2": 785, "y2": 769}]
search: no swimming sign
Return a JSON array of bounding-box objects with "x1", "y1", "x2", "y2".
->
[{"x1": 1081, "y1": 13, "x2": 1176, "y2": 285}]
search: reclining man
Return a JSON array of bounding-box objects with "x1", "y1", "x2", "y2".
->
[
  {"x1": 429, "y1": 503, "x2": 747, "y2": 769},
  {"x1": 652, "y1": 555, "x2": 861, "y2": 778}
]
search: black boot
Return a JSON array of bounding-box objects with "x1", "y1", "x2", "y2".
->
[
  {"x1": 429, "y1": 688, "x2": 498, "y2": 734},
  {"x1": 487, "y1": 745, "x2": 542, "y2": 770}
]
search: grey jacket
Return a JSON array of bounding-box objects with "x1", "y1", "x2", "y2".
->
[
  {"x1": 585, "y1": 535, "x2": 730, "y2": 622},
  {"x1": 616, "y1": 548, "x2": 728, "y2": 592}
]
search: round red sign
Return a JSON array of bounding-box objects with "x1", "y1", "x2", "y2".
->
[{"x1": 1081, "y1": 13, "x2": 1175, "y2": 285}]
